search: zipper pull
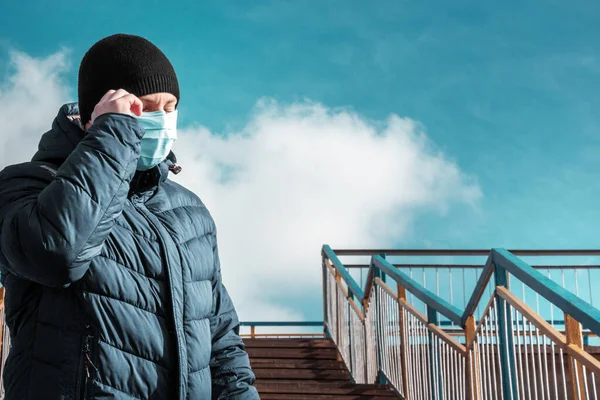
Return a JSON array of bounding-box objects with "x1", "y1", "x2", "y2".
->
[
  {"x1": 84, "y1": 357, "x2": 90, "y2": 379},
  {"x1": 83, "y1": 336, "x2": 99, "y2": 378}
]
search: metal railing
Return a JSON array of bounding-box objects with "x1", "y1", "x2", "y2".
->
[
  {"x1": 341, "y1": 252, "x2": 600, "y2": 337},
  {"x1": 323, "y1": 246, "x2": 600, "y2": 399},
  {"x1": 238, "y1": 321, "x2": 324, "y2": 338}
]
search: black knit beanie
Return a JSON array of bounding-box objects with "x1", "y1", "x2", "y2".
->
[{"x1": 78, "y1": 34, "x2": 180, "y2": 124}]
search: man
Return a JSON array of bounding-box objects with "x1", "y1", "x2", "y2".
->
[{"x1": 0, "y1": 34, "x2": 259, "y2": 399}]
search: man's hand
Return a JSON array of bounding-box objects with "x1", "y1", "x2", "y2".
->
[{"x1": 90, "y1": 89, "x2": 143, "y2": 125}]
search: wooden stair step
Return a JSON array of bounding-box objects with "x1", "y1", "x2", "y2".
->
[
  {"x1": 259, "y1": 394, "x2": 398, "y2": 399},
  {"x1": 255, "y1": 382, "x2": 396, "y2": 396},
  {"x1": 247, "y1": 348, "x2": 338, "y2": 360},
  {"x1": 245, "y1": 338, "x2": 398, "y2": 398},
  {"x1": 244, "y1": 339, "x2": 335, "y2": 349},
  {"x1": 255, "y1": 379, "x2": 355, "y2": 386},
  {"x1": 250, "y1": 359, "x2": 346, "y2": 370},
  {"x1": 254, "y1": 368, "x2": 350, "y2": 380}
]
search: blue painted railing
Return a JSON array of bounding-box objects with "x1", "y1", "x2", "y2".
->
[
  {"x1": 371, "y1": 254, "x2": 463, "y2": 325},
  {"x1": 322, "y1": 245, "x2": 600, "y2": 399},
  {"x1": 240, "y1": 321, "x2": 323, "y2": 327},
  {"x1": 324, "y1": 245, "x2": 600, "y2": 334},
  {"x1": 239, "y1": 321, "x2": 324, "y2": 338}
]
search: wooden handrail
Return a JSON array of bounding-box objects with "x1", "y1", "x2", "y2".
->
[
  {"x1": 496, "y1": 286, "x2": 567, "y2": 346},
  {"x1": 376, "y1": 278, "x2": 466, "y2": 355},
  {"x1": 462, "y1": 258, "x2": 494, "y2": 326},
  {"x1": 498, "y1": 286, "x2": 600, "y2": 378},
  {"x1": 469, "y1": 293, "x2": 497, "y2": 348},
  {"x1": 324, "y1": 257, "x2": 364, "y2": 321}
]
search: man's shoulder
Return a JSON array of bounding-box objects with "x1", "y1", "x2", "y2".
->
[
  {"x1": 162, "y1": 179, "x2": 205, "y2": 206},
  {"x1": 159, "y1": 179, "x2": 217, "y2": 231},
  {"x1": 161, "y1": 179, "x2": 214, "y2": 219}
]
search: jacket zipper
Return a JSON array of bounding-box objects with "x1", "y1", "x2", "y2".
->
[
  {"x1": 132, "y1": 197, "x2": 185, "y2": 399},
  {"x1": 76, "y1": 334, "x2": 97, "y2": 400}
]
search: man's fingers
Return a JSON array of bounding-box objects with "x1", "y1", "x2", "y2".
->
[
  {"x1": 99, "y1": 89, "x2": 117, "y2": 103},
  {"x1": 91, "y1": 89, "x2": 143, "y2": 123},
  {"x1": 124, "y1": 94, "x2": 144, "y2": 116},
  {"x1": 107, "y1": 88, "x2": 130, "y2": 102}
]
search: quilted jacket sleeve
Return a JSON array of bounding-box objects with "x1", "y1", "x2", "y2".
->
[
  {"x1": 209, "y1": 240, "x2": 259, "y2": 399},
  {"x1": 0, "y1": 114, "x2": 144, "y2": 288}
]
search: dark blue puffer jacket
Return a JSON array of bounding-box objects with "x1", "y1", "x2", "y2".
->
[{"x1": 0, "y1": 104, "x2": 259, "y2": 399}]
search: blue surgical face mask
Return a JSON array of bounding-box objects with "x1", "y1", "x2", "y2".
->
[{"x1": 134, "y1": 110, "x2": 178, "y2": 171}]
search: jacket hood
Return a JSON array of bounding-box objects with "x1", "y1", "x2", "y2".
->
[{"x1": 32, "y1": 103, "x2": 86, "y2": 165}]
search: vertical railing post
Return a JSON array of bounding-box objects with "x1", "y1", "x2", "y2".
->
[
  {"x1": 250, "y1": 325, "x2": 256, "y2": 339},
  {"x1": 362, "y1": 292, "x2": 371, "y2": 383},
  {"x1": 372, "y1": 263, "x2": 386, "y2": 384},
  {"x1": 322, "y1": 252, "x2": 328, "y2": 338},
  {"x1": 380, "y1": 252, "x2": 387, "y2": 284},
  {"x1": 427, "y1": 306, "x2": 442, "y2": 400},
  {"x1": 565, "y1": 313, "x2": 586, "y2": 399},
  {"x1": 493, "y1": 264, "x2": 518, "y2": 400},
  {"x1": 348, "y1": 291, "x2": 354, "y2": 379},
  {"x1": 363, "y1": 318, "x2": 369, "y2": 383},
  {"x1": 465, "y1": 315, "x2": 481, "y2": 400},
  {"x1": 397, "y1": 283, "x2": 410, "y2": 399},
  {"x1": 334, "y1": 269, "x2": 343, "y2": 361},
  {"x1": 376, "y1": 253, "x2": 388, "y2": 384}
]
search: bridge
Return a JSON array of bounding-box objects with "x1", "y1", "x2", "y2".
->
[{"x1": 2, "y1": 247, "x2": 600, "y2": 399}]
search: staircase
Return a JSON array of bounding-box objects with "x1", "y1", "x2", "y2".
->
[
  {"x1": 240, "y1": 247, "x2": 600, "y2": 400},
  {"x1": 245, "y1": 338, "x2": 399, "y2": 399}
]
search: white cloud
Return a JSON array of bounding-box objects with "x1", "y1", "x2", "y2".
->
[
  {"x1": 0, "y1": 50, "x2": 71, "y2": 167},
  {"x1": 173, "y1": 99, "x2": 482, "y2": 320},
  {"x1": 0, "y1": 50, "x2": 482, "y2": 323}
]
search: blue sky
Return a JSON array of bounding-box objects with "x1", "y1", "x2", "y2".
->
[{"x1": 1, "y1": 1, "x2": 600, "y2": 322}]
